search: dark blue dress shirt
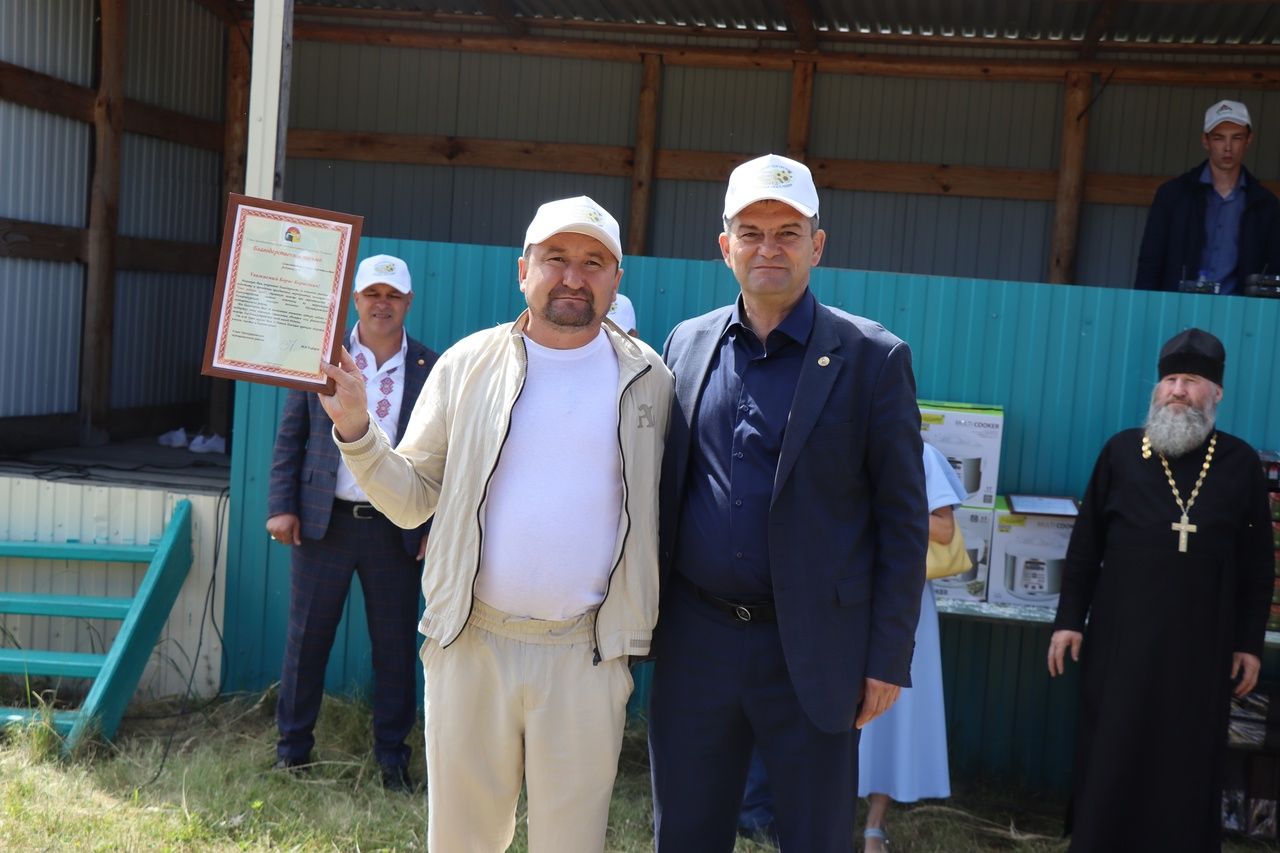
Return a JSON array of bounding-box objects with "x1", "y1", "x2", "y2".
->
[
  {"x1": 1200, "y1": 164, "x2": 1247, "y2": 294},
  {"x1": 674, "y1": 289, "x2": 816, "y2": 601}
]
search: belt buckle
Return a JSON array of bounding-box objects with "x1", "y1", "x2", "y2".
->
[
  {"x1": 733, "y1": 604, "x2": 753, "y2": 622},
  {"x1": 352, "y1": 503, "x2": 376, "y2": 520}
]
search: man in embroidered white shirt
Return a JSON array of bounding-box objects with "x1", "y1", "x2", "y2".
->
[
  {"x1": 266, "y1": 254, "x2": 438, "y2": 792},
  {"x1": 317, "y1": 198, "x2": 673, "y2": 852}
]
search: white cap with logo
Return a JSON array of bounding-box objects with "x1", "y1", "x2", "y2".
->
[
  {"x1": 523, "y1": 196, "x2": 623, "y2": 264},
  {"x1": 723, "y1": 153, "x2": 820, "y2": 222},
  {"x1": 608, "y1": 293, "x2": 636, "y2": 333},
  {"x1": 1204, "y1": 99, "x2": 1251, "y2": 133},
  {"x1": 354, "y1": 254, "x2": 412, "y2": 294}
]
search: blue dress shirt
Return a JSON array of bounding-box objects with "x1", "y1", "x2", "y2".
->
[
  {"x1": 1200, "y1": 164, "x2": 1247, "y2": 294},
  {"x1": 674, "y1": 289, "x2": 816, "y2": 600}
]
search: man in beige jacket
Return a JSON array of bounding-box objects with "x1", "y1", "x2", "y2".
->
[{"x1": 319, "y1": 196, "x2": 673, "y2": 852}]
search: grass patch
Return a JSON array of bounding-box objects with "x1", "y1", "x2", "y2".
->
[{"x1": 0, "y1": 690, "x2": 1276, "y2": 851}]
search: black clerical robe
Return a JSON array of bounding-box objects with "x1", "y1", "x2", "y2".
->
[{"x1": 1054, "y1": 428, "x2": 1273, "y2": 853}]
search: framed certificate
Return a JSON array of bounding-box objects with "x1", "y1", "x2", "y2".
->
[{"x1": 202, "y1": 194, "x2": 363, "y2": 392}]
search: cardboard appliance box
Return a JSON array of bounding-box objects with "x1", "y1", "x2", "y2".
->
[
  {"x1": 986, "y1": 496, "x2": 1077, "y2": 608},
  {"x1": 918, "y1": 400, "x2": 1004, "y2": 510}
]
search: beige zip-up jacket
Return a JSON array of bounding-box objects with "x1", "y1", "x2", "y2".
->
[{"x1": 337, "y1": 312, "x2": 673, "y2": 662}]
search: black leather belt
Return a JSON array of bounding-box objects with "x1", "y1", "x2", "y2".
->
[
  {"x1": 687, "y1": 578, "x2": 775, "y2": 623},
  {"x1": 333, "y1": 499, "x2": 379, "y2": 520}
]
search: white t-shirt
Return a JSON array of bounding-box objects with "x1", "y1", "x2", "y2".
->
[{"x1": 474, "y1": 329, "x2": 623, "y2": 620}]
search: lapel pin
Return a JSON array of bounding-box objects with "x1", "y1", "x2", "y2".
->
[{"x1": 817, "y1": 355, "x2": 830, "y2": 367}]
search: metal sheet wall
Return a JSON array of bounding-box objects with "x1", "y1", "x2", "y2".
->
[
  {"x1": 281, "y1": 38, "x2": 1280, "y2": 289},
  {"x1": 0, "y1": 476, "x2": 227, "y2": 700},
  {"x1": 110, "y1": 0, "x2": 223, "y2": 410},
  {"x1": 0, "y1": 103, "x2": 91, "y2": 227},
  {"x1": 0, "y1": 2, "x2": 93, "y2": 418},
  {"x1": 109, "y1": 272, "x2": 214, "y2": 409},
  {"x1": 124, "y1": 0, "x2": 225, "y2": 121},
  {"x1": 117, "y1": 134, "x2": 221, "y2": 242},
  {"x1": 0, "y1": 259, "x2": 82, "y2": 418},
  {"x1": 0, "y1": 0, "x2": 93, "y2": 84},
  {"x1": 286, "y1": 40, "x2": 639, "y2": 248},
  {"x1": 224, "y1": 239, "x2": 1280, "y2": 788}
]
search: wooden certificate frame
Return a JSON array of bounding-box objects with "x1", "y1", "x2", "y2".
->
[{"x1": 202, "y1": 193, "x2": 363, "y2": 393}]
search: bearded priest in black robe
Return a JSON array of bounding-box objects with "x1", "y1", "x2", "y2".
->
[{"x1": 1047, "y1": 327, "x2": 1273, "y2": 853}]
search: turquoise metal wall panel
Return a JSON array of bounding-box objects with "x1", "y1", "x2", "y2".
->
[{"x1": 224, "y1": 239, "x2": 1280, "y2": 789}]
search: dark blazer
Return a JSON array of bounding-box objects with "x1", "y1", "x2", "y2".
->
[
  {"x1": 267, "y1": 337, "x2": 438, "y2": 558},
  {"x1": 1135, "y1": 161, "x2": 1280, "y2": 292},
  {"x1": 659, "y1": 299, "x2": 928, "y2": 734}
]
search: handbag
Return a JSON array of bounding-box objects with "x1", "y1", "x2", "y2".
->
[{"x1": 925, "y1": 525, "x2": 973, "y2": 580}]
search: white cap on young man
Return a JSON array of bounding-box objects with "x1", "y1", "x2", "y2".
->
[
  {"x1": 523, "y1": 196, "x2": 623, "y2": 264},
  {"x1": 354, "y1": 254, "x2": 412, "y2": 294},
  {"x1": 723, "y1": 153, "x2": 820, "y2": 221},
  {"x1": 1204, "y1": 100, "x2": 1251, "y2": 133},
  {"x1": 608, "y1": 293, "x2": 636, "y2": 333}
]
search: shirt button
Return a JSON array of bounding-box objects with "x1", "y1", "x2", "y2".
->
[
  {"x1": 735, "y1": 451, "x2": 744, "y2": 459},
  {"x1": 734, "y1": 499, "x2": 743, "y2": 507},
  {"x1": 735, "y1": 551, "x2": 744, "y2": 559}
]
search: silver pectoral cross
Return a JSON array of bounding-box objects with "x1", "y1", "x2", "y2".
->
[{"x1": 1171, "y1": 513, "x2": 1197, "y2": 553}]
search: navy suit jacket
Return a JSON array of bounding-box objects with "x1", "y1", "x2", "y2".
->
[
  {"x1": 659, "y1": 299, "x2": 928, "y2": 733},
  {"x1": 267, "y1": 337, "x2": 439, "y2": 558}
]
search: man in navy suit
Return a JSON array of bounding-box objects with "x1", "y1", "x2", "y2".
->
[
  {"x1": 266, "y1": 253, "x2": 438, "y2": 791},
  {"x1": 649, "y1": 154, "x2": 928, "y2": 850}
]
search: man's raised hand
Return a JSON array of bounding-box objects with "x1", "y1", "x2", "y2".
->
[{"x1": 318, "y1": 347, "x2": 372, "y2": 442}]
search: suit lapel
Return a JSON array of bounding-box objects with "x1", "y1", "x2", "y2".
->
[
  {"x1": 671, "y1": 312, "x2": 731, "y2": 497},
  {"x1": 772, "y1": 305, "x2": 843, "y2": 503},
  {"x1": 397, "y1": 340, "x2": 431, "y2": 439}
]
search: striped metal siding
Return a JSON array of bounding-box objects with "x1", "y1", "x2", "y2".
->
[
  {"x1": 0, "y1": 2, "x2": 93, "y2": 418},
  {"x1": 0, "y1": 477, "x2": 227, "y2": 700},
  {"x1": 124, "y1": 0, "x2": 226, "y2": 121},
  {"x1": 224, "y1": 239, "x2": 1280, "y2": 787},
  {"x1": 0, "y1": 259, "x2": 82, "y2": 417},
  {"x1": 286, "y1": 40, "x2": 639, "y2": 247},
  {"x1": 110, "y1": 0, "x2": 223, "y2": 409},
  {"x1": 0, "y1": 0, "x2": 94, "y2": 84},
  {"x1": 118, "y1": 134, "x2": 221, "y2": 242},
  {"x1": 109, "y1": 272, "x2": 214, "y2": 409},
  {"x1": 0, "y1": 103, "x2": 91, "y2": 227}
]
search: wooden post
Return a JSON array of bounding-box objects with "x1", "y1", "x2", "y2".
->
[
  {"x1": 627, "y1": 54, "x2": 661, "y2": 257},
  {"x1": 208, "y1": 18, "x2": 252, "y2": 442},
  {"x1": 222, "y1": 20, "x2": 251, "y2": 204},
  {"x1": 81, "y1": 0, "x2": 126, "y2": 439},
  {"x1": 1048, "y1": 71, "x2": 1092, "y2": 284},
  {"x1": 787, "y1": 61, "x2": 815, "y2": 162}
]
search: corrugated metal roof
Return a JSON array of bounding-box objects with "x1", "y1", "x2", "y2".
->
[{"x1": 282, "y1": 1, "x2": 1280, "y2": 48}]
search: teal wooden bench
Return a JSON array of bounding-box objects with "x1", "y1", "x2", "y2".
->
[{"x1": 0, "y1": 499, "x2": 193, "y2": 751}]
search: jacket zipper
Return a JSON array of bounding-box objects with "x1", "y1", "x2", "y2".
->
[
  {"x1": 592, "y1": 360, "x2": 652, "y2": 665},
  {"x1": 442, "y1": 336, "x2": 529, "y2": 649}
]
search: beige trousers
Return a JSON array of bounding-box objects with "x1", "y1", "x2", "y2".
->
[{"x1": 421, "y1": 599, "x2": 634, "y2": 853}]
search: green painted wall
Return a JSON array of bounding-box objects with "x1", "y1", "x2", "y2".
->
[{"x1": 225, "y1": 237, "x2": 1280, "y2": 791}]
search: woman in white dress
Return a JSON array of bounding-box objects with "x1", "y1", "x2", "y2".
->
[{"x1": 859, "y1": 441, "x2": 966, "y2": 852}]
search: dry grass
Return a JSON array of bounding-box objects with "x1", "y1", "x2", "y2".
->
[{"x1": 0, "y1": 688, "x2": 1276, "y2": 851}]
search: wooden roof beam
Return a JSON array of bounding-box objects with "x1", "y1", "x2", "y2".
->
[
  {"x1": 783, "y1": 0, "x2": 819, "y2": 53},
  {"x1": 1079, "y1": 0, "x2": 1123, "y2": 60},
  {"x1": 478, "y1": 0, "x2": 526, "y2": 37},
  {"x1": 291, "y1": 21, "x2": 1280, "y2": 88}
]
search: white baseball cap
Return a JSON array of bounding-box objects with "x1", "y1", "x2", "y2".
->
[
  {"x1": 1204, "y1": 99, "x2": 1251, "y2": 133},
  {"x1": 354, "y1": 254, "x2": 412, "y2": 294},
  {"x1": 523, "y1": 196, "x2": 623, "y2": 264},
  {"x1": 608, "y1": 293, "x2": 636, "y2": 333},
  {"x1": 723, "y1": 153, "x2": 820, "y2": 221}
]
